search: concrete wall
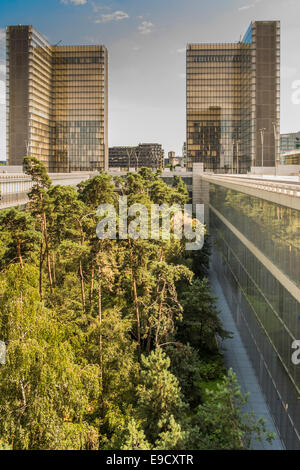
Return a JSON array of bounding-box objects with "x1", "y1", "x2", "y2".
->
[
  {"x1": 250, "y1": 165, "x2": 300, "y2": 176},
  {"x1": 0, "y1": 165, "x2": 24, "y2": 174}
]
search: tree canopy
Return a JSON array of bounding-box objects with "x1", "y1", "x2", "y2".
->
[{"x1": 0, "y1": 163, "x2": 275, "y2": 450}]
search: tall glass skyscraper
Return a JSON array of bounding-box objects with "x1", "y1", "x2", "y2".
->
[
  {"x1": 186, "y1": 21, "x2": 280, "y2": 173},
  {"x1": 6, "y1": 25, "x2": 108, "y2": 172}
]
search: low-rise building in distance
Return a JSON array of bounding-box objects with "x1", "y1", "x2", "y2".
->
[
  {"x1": 109, "y1": 143, "x2": 164, "y2": 170},
  {"x1": 280, "y1": 131, "x2": 300, "y2": 154}
]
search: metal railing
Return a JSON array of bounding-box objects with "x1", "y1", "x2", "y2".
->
[
  {"x1": 0, "y1": 171, "x2": 97, "y2": 210},
  {"x1": 203, "y1": 174, "x2": 300, "y2": 198},
  {"x1": 0, "y1": 192, "x2": 29, "y2": 208},
  {"x1": 0, "y1": 175, "x2": 33, "y2": 209}
]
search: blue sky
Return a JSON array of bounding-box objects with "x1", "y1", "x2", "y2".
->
[{"x1": 0, "y1": 0, "x2": 300, "y2": 159}]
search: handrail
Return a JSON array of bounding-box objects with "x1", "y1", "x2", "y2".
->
[{"x1": 202, "y1": 174, "x2": 300, "y2": 198}]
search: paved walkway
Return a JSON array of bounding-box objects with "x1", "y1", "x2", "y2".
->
[{"x1": 210, "y1": 269, "x2": 284, "y2": 450}]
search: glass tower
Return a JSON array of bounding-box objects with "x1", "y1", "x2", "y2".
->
[
  {"x1": 186, "y1": 21, "x2": 280, "y2": 173},
  {"x1": 6, "y1": 25, "x2": 108, "y2": 172}
]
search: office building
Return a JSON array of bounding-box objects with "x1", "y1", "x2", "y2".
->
[
  {"x1": 197, "y1": 173, "x2": 300, "y2": 449},
  {"x1": 281, "y1": 149, "x2": 300, "y2": 165},
  {"x1": 182, "y1": 141, "x2": 187, "y2": 165},
  {"x1": 167, "y1": 150, "x2": 176, "y2": 166},
  {"x1": 109, "y1": 143, "x2": 164, "y2": 170},
  {"x1": 6, "y1": 25, "x2": 108, "y2": 172},
  {"x1": 137, "y1": 143, "x2": 164, "y2": 169},
  {"x1": 167, "y1": 151, "x2": 184, "y2": 167},
  {"x1": 109, "y1": 146, "x2": 135, "y2": 169},
  {"x1": 280, "y1": 131, "x2": 300, "y2": 154},
  {"x1": 186, "y1": 21, "x2": 280, "y2": 172}
]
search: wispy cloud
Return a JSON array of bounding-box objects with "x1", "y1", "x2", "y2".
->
[
  {"x1": 138, "y1": 21, "x2": 154, "y2": 35},
  {"x1": 95, "y1": 10, "x2": 129, "y2": 23},
  {"x1": 0, "y1": 65, "x2": 5, "y2": 75},
  {"x1": 177, "y1": 48, "x2": 186, "y2": 54},
  {"x1": 238, "y1": 5, "x2": 253, "y2": 10},
  {"x1": 61, "y1": 0, "x2": 87, "y2": 5},
  {"x1": 90, "y1": 2, "x2": 111, "y2": 13},
  {"x1": 238, "y1": 0, "x2": 262, "y2": 11}
]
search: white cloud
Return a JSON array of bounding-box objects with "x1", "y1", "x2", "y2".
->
[
  {"x1": 133, "y1": 46, "x2": 141, "y2": 51},
  {"x1": 61, "y1": 0, "x2": 87, "y2": 5},
  {"x1": 177, "y1": 48, "x2": 186, "y2": 54},
  {"x1": 238, "y1": 5, "x2": 254, "y2": 10},
  {"x1": 238, "y1": 0, "x2": 262, "y2": 10},
  {"x1": 90, "y1": 2, "x2": 111, "y2": 13},
  {"x1": 0, "y1": 64, "x2": 5, "y2": 75},
  {"x1": 0, "y1": 29, "x2": 5, "y2": 42},
  {"x1": 138, "y1": 21, "x2": 154, "y2": 35},
  {"x1": 95, "y1": 10, "x2": 129, "y2": 23}
]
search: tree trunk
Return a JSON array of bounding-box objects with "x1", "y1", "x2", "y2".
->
[
  {"x1": 39, "y1": 238, "x2": 44, "y2": 301},
  {"x1": 155, "y1": 280, "x2": 167, "y2": 347},
  {"x1": 52, "y1": 252, "x2": 56, "y2": 284},
  {"x1": 146, "y1": 324, "x2": 152, "y2": 353},
  {"x1": 147, "y1": 270, "x2": 162, "y2": 352},
  {"x1": 129, "y1": 242, "x2": 141, "y2": 362},
  {"x1": 90, "y1": 265, "x2": 95, "y2": 304},
  {"x1": 79, "y1": 260, "x2": 86, "y2": 314},
  {"x1": 17, "y1": 241, "x2": 23, "y2": 269},
  {"x1": 42, "y1": 210, "x2": 53, "y2": 293},
  {"x1": 98, "y1": 268, "x2": 103, "y2": 387},
  {"x1": 147, "y1": 251, "x2": 164, "y2": 351}
]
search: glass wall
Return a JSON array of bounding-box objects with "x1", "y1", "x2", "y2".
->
[
  {"x1": 210, "y1": 183, "x2": 300, "y2": 287},
  {"x1": 212, "y1": 239, "x2": 300, "y2": 449},
  {"x1": 211, "y1": 210, "x2": 300, "y2": 387},
  {"x1": 186, "y1": 21, "x2": 280, "y2": 173},
  {"x1": 7, "y1": 26, "x2": 108, "y2": 172},
  {"x1": 28, "y1": 28, "x2": 53, "y2": 169},
  {"x1": 186, "y1": 43, "x2": 252, "y2": 173},
  {"x1": 51, "y1": 46, "x2": 107, "y2": 172},
  {"x1": 209, "y1": 181, "x2": 300, "y2": 448}
]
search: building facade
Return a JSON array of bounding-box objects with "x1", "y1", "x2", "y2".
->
[
  {"x1": 280, "y1": 131, "x2": 300, "y2": 155},
  {"x1": 182, "y1": 141, "x2": 187, "y2": 161},
  {"x1": 6, "y1": 25, "x2": 108, "y2": 172},
  {"x1": 280, "y1": 150, "x2": 300, "y2": 165},
  {"x1": 198, "y1": 174, "x2": 300, "y2": 449},
  {"x1": 186, "y1": 21, "x2": 280, "y2": 173},
  {"x1": 109, "y1": 143, "x2": 164, "y2": 170},
  {"x1": 108, "y1": 146, "x2": 135, "y2": 169}
]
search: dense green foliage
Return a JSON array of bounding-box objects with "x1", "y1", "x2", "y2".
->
[{"x1": 0, "y1": 159, "x2": 274, "y2": 449}]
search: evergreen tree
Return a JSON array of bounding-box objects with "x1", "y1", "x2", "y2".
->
[
  {"x1": 178, "y1": 277, "x2": 230, "y2": 352},
  {"x1": 186, "y1": 368, "x2": 275, "y2": 450},
  {"x1": 135, "y1": 348, "x2": 187, "y2": 444},
  {"x1": 0, "y1": 207, "x2": 41, "y2": 268}
]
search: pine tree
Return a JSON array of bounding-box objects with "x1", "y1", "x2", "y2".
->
[{"x1": 135, "y1": 348, "x2": 187, "y2": 444}]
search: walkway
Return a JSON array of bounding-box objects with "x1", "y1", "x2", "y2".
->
[{"x1": 210, "y1": 269, "x2": 284, "y2": 450}]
